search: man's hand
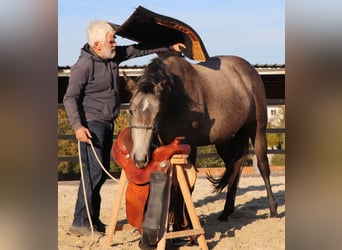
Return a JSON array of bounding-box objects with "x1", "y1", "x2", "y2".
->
[
  {"x1": 75, "y1": 126, "x2": 92, "y2": 143},
  {"x1": 171, "y1": 43, "x2": 186, "y2": 52}
]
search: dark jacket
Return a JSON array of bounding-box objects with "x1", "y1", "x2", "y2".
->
[{"x1": 63, "y1": 43, "x2": 170, "y2": 131}]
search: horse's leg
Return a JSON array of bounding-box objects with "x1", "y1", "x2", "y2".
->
[
  {"x1": 213, "y1": 139, "x2": 235, "y2": 220},
  {"x1": 213, "y1": 130, "x2": 249, "y2": 221},
  {"x1": 249, "y1": 124, "x2": 278, "y2": 217},
  {"x1": 188, "y1": 146, "x2": 197, "y2": 166},
  {"x1": 218, "y1": 158, "x2": 244, "y2": 222}
]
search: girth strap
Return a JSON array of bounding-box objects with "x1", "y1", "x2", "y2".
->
[{"x1": 141, "y1": 172, "x2": 168, "y2": 248}]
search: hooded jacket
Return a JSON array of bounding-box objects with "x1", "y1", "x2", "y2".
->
[{"x1": 63, "y1": 43, "x2": 171, "y2": 131}]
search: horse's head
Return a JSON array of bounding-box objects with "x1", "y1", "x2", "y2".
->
[{"x1": 124, "y1": 58, "x2": 172, "y2": 168}]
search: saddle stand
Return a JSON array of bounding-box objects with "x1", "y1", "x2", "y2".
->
[{"x1": 106, "y1": 154, "x2": 208, "y2": 250}]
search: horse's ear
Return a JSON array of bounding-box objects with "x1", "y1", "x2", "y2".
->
[{"x1": 122, "y1": 71, "x2": 137, "y2": 93}]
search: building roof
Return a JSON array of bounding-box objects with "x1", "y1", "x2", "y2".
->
[{"x1": 58, "y1": 64, "x2": 285, "y2": 77}]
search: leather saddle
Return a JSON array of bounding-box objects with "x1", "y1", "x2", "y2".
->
[
  {"x1": 112, "y1": 128, "x2": 196, "y2": 231},
  {"x1": 112, "y1": 127, "x2": 191, "y2": 185}
]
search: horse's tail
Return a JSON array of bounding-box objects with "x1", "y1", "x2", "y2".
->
[
  {"x1": 207, "y1": 129, "x2": 249, "y2": 193},
  {"x1": 207, "y1": 156, "x2": 246, "y2": 193},
  {"x1": 207, "y1": 167, "x2": 235, "y2": 193}
]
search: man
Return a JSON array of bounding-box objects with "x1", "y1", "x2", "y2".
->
[{"x1": 63, "y1": 20, "x2": 185, "y2": 236}]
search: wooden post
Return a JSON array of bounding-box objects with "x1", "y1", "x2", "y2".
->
[
  {"x1": 156, "y1": 154, "x2": 208, "y2": 250},
  {"x1": 175, "y1": 164, "x2": 208, "y2": 250}
]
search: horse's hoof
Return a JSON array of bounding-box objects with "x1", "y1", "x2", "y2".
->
[
  {"x1": 270, "y1": 202, "x2": 278, "y2": 217},
  {"x1": 270, "y1": 211, "x2": 279, "y2": 217}
]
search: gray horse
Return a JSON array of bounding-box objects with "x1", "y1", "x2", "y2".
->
[{"x1": 124, "y1": 55, "x2": 278, "y2": 221}]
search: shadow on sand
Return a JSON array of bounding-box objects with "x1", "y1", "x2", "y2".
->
[{"x1": 193, "y1": 185, "x2": 285, "y2": 249}]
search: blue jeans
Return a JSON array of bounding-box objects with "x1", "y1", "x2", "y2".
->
[{"x1": 72, "y1": 120, "x2": 114, "y2": 227}]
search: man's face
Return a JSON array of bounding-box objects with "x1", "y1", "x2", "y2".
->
[{"x1": 96, "y1": 32, "x2": 117, "y2": 59}]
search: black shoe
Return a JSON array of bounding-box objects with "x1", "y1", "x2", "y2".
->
[{"x1": 94, "y1": 221, "x2": 106, "y2": 233}]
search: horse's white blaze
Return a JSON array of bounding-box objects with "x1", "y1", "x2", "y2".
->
[{"x1": 142, "y1": 99, "x2": 150, "y2": 112}]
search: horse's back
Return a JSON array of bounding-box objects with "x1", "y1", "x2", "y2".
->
[
  {"x1": 198, "y1": 56, "x2": 262, "y2": 85},
  {"x1": 192, "y1": 56, "x2": 262, "y2": 103},
  {"x1": 163, "y1": 54, "x2": 261, "y2": 83},
  {"x1": 161, "y1": 55, "x2": 268, "y2": 142},
  {"x1": 197, "y1": 55, "x2": 268, "y2": 113},
  {"x1": 199, "y1": 55, "x2": 249, "y2": 69},
  {"x1": 163, "y1": 54, "x2": 266, "y2": 109}
]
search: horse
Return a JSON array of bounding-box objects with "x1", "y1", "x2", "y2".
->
[{"x1": 123, "y1": 55, "x2": 278, "y2": 222}]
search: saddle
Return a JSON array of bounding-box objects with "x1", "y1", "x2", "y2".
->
[{"x1": 112, "y1": 128, "x2": 195, "y2": 232}]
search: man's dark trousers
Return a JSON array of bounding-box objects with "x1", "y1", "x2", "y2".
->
[{"x1": 72, "y1": 119, "x2": 114, "y2": 227}]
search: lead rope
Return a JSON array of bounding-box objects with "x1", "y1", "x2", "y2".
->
[
  {"x1": 77, "y1": 140, "x2": 95, "y2": 242},
  {"x1": 87, "y1": 139, "x2": 120, "y2": 184},
  {"x1": 77, "y1": 139, "x2": 120, "y2": 244}
]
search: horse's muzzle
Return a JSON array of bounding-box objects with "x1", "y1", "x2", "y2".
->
[{"x1": 133, "y1": 155, "x2": 149, "y2": 169}]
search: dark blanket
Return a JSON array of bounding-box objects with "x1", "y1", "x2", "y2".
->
[{"x1": 110, "y1": 6, "x2": 209, "y2": 62}]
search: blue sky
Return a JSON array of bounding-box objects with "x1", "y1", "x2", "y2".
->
[{"x1": 58, "y1": 0, "x2": 284, "y2": 66}]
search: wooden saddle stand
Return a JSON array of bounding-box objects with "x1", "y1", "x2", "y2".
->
[{"x1": 106, "y1": 128, "x2": 208, "y2": 249}]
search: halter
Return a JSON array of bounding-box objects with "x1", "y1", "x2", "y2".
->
[
  {"x1": 129, "y1": 115, "x2": 160, "y2": 132},
  {"x1": 129, "y1": 117, "x2": 161, "y2": 149},
  {"x1": 129, "y1": 125, "x2": 154, "y2": 130}
]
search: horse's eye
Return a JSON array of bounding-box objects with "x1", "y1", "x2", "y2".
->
[{"x1": 128, "y1": 109, "x2": 133, "y2": 115}]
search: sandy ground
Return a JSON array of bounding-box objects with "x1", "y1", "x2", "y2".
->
[{"x1": 58, "y1": 173, "x2": 285, "y2": 249}]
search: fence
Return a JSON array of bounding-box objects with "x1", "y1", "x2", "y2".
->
[{"x1": 58, "y1": 100, "x2": 285, "y2": 172}]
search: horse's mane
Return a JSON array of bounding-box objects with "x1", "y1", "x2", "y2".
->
[
  {"x1": 137, "y1": 57, "x2": 172, "y2": 95},
  {"x1": 137, "y1": 57, "x2": 194, "y2": 113}
]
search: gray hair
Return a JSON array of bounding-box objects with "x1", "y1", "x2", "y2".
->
[{"x1": 87, "y1": 20, "x2": 115, "y2": 48}]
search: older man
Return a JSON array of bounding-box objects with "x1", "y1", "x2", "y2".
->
[{"x1": 64, "y1": 20, "x2": 184, "y2": 236}]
